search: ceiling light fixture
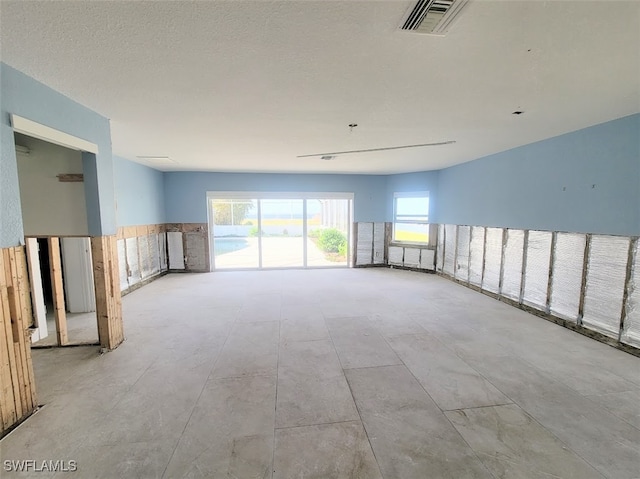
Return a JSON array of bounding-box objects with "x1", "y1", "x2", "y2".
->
[{"x1": 298, "y1": 140, "x2": 456, "y2": 159}]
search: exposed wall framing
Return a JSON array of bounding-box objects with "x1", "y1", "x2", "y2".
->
[
  {"x1": 165, "y1": 223, "x2": 210, "y2": 272},
  {"x1": 436, "y1": 224, "x2": 640, "y2": 356},
  {"x1": 91, "y1": 236, "x2": 124, "y2": 350},
  {"x1": 116, "y1": 224, "x2": 169, "y2": 294},
  {"x1": 0, "y1": 246, "x2": 37, "y2": 437}
]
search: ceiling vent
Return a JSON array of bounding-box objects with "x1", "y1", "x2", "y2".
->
[{"x1": 400, "y1": 0, "x2": 470, "y2": 35}]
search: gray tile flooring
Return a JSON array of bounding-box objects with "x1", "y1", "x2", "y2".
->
[{"x1": 1, "y1": 268, "x2": 639, "y2": 478}]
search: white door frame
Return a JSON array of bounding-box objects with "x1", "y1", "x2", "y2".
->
[{"x1": 25, "y1": 238, "x2": 48, "y2": 342}]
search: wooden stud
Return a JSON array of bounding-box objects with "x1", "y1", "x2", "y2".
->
[
  {"x1": 91, "y1": 236, "x2": 124, "y2": 350},
  {"x1": 47, "y1": 238, "x2": 68, "y2": 346}
]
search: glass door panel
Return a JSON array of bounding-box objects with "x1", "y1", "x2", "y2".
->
[
  {"x1": 260, "y1": 199, "x2": 304, "y2": 268},
  {"x1": 306, "y1": 199, "x2": 350, "y2": 267},
  {"x1": 210, "y1": 198, "x2": 259, "y2": 269}
]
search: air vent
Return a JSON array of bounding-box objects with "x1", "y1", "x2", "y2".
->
[{"x1": 400, "y1": 0, "x2": 470, "y2": 35}]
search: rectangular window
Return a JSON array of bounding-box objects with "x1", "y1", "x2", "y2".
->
[{"x1": 393, "y1": 192, "x2": 429, "y2": 244}]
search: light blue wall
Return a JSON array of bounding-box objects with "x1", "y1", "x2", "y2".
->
[
  {"x1": 385, "y1": 171, "x2": 440, "y2": 221},
  {"x1": 113, "y1": 156, "x2": 165, "y2": 226},
  {"x1": 0, "y1": 63, "x2": 116, "y2": 246},
  {"x1": 436, "y1": 114, "x2": 640, "y2": 236},
  {"x1": 164, "y1": 172, "x2": 388, "y2": 223}
]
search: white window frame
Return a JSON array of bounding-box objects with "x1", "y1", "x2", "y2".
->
[{"x1": 392, "y1": 191, "x2": 430, "y2": 245}]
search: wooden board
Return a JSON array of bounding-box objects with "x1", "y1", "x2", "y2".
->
[
  {"x1": 48, "y1": 238, "x2": 68, "y2": 346},
  {"x1": 0, "y1": 246, "x2": 37, "y2": 436},
  {"x1": 91, "y1": 236, "x2": 124, "y2": 350}
]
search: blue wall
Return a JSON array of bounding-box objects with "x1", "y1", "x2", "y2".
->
[
  {"x1": 113, "y1": 156, "x2": 165, "y2": 226},
  {"x1": 164, "y1": 172, "x2": 388, "y2": 223},
  {"x1": 0, "y1": 63, "x2": 116, "y2": 246},
  {"x1": 436, "y1": 114, "x2": 640, "y2": 236},
  {"x1": 385, "y1": 171, "x2": 440, "y2": 221}
]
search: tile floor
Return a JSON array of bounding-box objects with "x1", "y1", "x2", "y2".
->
[{"x1": 1, "y1": 268, "x2": 639, "y2": 478}]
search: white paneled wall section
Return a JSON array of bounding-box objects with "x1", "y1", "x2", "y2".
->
[{"x1": 436, "y1": 224, "x2": 639, "y2": 352}]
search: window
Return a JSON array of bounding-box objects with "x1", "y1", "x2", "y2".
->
[{"x1": 393, "y1": 192, "x2": 429, "y2": 244}]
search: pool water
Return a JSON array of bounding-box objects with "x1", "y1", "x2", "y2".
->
[{"x1": 214, "y1": 238, "x2": 250, "y2": 256}]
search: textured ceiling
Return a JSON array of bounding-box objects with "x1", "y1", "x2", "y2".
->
[{"x1": 1, "y1": 0, "x2": 638, "y2": 174}]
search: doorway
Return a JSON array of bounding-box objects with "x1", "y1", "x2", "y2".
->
[{"x1": 208, "y1": 193, "x2": 353, "y2": 270}]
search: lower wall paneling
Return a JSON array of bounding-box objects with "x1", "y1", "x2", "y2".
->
[
  {"x1": 117, "y1": 224, "x2": 169, "y2": 294},
  {"x1": 436, "y1": 224, "x2": 640, "y2": 356},
  {"x1": 0, "y1": 246, "x2": 37, "y2": 437}
]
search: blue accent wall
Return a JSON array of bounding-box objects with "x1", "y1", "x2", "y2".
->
[
  {"x1": 113, "y1": 156, "x2": 165, "y2": 226},
  {"x1": 164, "y1": 172, "x2": 388, "y2": 223},
  {"x1": 385, "y1": 171, "x2": 440, "y2": 221},
  {"x1": 0, "y1": 63, "x2": 116, "y2": 246},
  {"x1": 435, "y1": 114, "x2": 640, "y2": 236}
]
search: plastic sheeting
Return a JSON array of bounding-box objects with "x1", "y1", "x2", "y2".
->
[
  {"x1": 501, "y1": 230, "x2": 524, "y2": 301},
  {"x1": 356, "y1": 222, "x2": 373, "y2": 266},
  {"x1": 389, "y1": 246, "x2": 403, "y2": 265},
  {"x1": 404, "y1": 248, "x2": 420, "y2": 268},
  {"x1": 436, "y1": 224, "x2": 445, "y2": 272},
  {"x1": 522, "y1": 231, "x2": 552, "y2": 310},
  {"x1": 373, "y1": 223, "x2": 386, "y2": 264},
  {"x1": 550, "y1": 233, "x2": 585, "y2": 322},
  {"x1": 582, "y1": 235, "x2": 629, "y2": 338},
  {"x1": 420, "y1": 249, "x2": 435, "y2": 270},
  {"x1": 117, "y1": 239, "x2": 129, "y2": 292},
  {"x1": 159, "y1": 233, "x2": 168, "y2": 270},
  {"x1": 469, "y1": 226, "x2": 485, "y2": 286},
  {"x1": 622, "y1": 240, "x2": 640, "y2": 347},
  {"x1": 125, "y1": 237, "x2": 142, "y2": 285},
  {"x1": 455, "y1": 226, "x2": 470, "y2": 282},
  {"x1": 443, "y1": 224, "x2": 457, "y2": 276},
  {"x1": 482, "y1": 228, "x2": 503, "y2": 294},
  {"x1": 139, "y1": 235, "x2": 153, "y2": 278},
  {"x1": 149, "y1": 233, "x2": 161, "y2": 275}
]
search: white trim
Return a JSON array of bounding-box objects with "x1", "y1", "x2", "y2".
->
[
  {"x1": 11, "y1": 114, "x2": 99, "y2": 154},
  {"x1": 207, "y1": 191, "x2": 354, "y2": 200}
]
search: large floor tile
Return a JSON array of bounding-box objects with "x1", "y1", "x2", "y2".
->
[
  {"x1": 473, "y1": 356, "x2": 640, "y2": 478},
  {"x1": 585, "y1": 389, "x2": 640, "y2": 430},
  {"x1": 446, "y1": 404, "x2": 604, "y2": 479},
  {"x1": 387, "y1": 334, "x2": 511, "y2": 410},
  {"x1": 211, "y1": 321, "x2": 280, "y2": 378},
  {"x1": 276, "y1": 340, "x2": 358, "y2": 427},
  {"x1": 345, "y1": 365, "x2": 494, "y2": 479},
  {"x1": 273, "y1": 421, "x2": 382, "y2": 479},
  {"x1": 326, "y1": 317, "x2": 402, "y2": 369},
  {"x1": 163, "y1": 375, "x2": 276, "y2": 478}
]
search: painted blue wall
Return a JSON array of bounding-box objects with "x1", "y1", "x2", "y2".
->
[
  {"x1": 436, "y1": 114, "x2": 640, "y2": 236},
  {"x1": 164, "y1": 172, "x2": 388, "y2": 223},
  {"x1": 113, "y1": 156, "x2": 165, "y2": 226},
  {"x1": 0, "y1": 63, "x2": 116, "y2": 246},
  {"x1": 385, "y1": 171, "x2": 440, "y2": 221}
]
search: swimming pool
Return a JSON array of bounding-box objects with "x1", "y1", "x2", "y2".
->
[{"x1": 213, "y1": 237, "x2": 250, "y2": 256}]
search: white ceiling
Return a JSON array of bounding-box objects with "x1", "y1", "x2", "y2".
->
[{"x1": 1, "y1": 0, "x2": 638, "y2": 174}]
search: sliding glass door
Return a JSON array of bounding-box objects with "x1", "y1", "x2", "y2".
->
[{"x1": 208, "y1": 193, "x2": 352, "y2": 270}]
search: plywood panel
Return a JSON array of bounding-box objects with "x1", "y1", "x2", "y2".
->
[
  {"x1": 0, "y1": 246, "x2": 37, "y2": 436},
  {"x1": 91, "y1": 236, "x2": 124, "y2": 350}
]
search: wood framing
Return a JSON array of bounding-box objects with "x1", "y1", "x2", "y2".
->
[
  {"x1": 91, "y1": 236, "x2": 124, "y2": 350},
  {"x1": 47, "y1": 237, "x2": 68, "y2": 346},
  {"x1": 0, "y1": 246, "x2": 37, "y2": 436}
]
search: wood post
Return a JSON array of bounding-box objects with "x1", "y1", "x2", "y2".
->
[
  {"x1": 91, "y1": 236, "x2": 124, "y2": 350},
  {"x1": 0, "y1": 246, "x2": 37, "y2": 436},
  {"x1": 47, "y1": 237, "x2": 68, "y2": 346}
]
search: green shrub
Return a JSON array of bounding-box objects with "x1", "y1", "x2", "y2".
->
[
  {"x1": 318, "y1": 228, "x2": 347, "y2": 253},
  {"x1": 249, "y1": 226, "x2": 265, "y2": 237},
  {"x1": 308, "y1": 229, "x2": 321, "y2": 238},
  {"x1": 338, "y1": 242, "x2": 347, "y2": 257}
]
